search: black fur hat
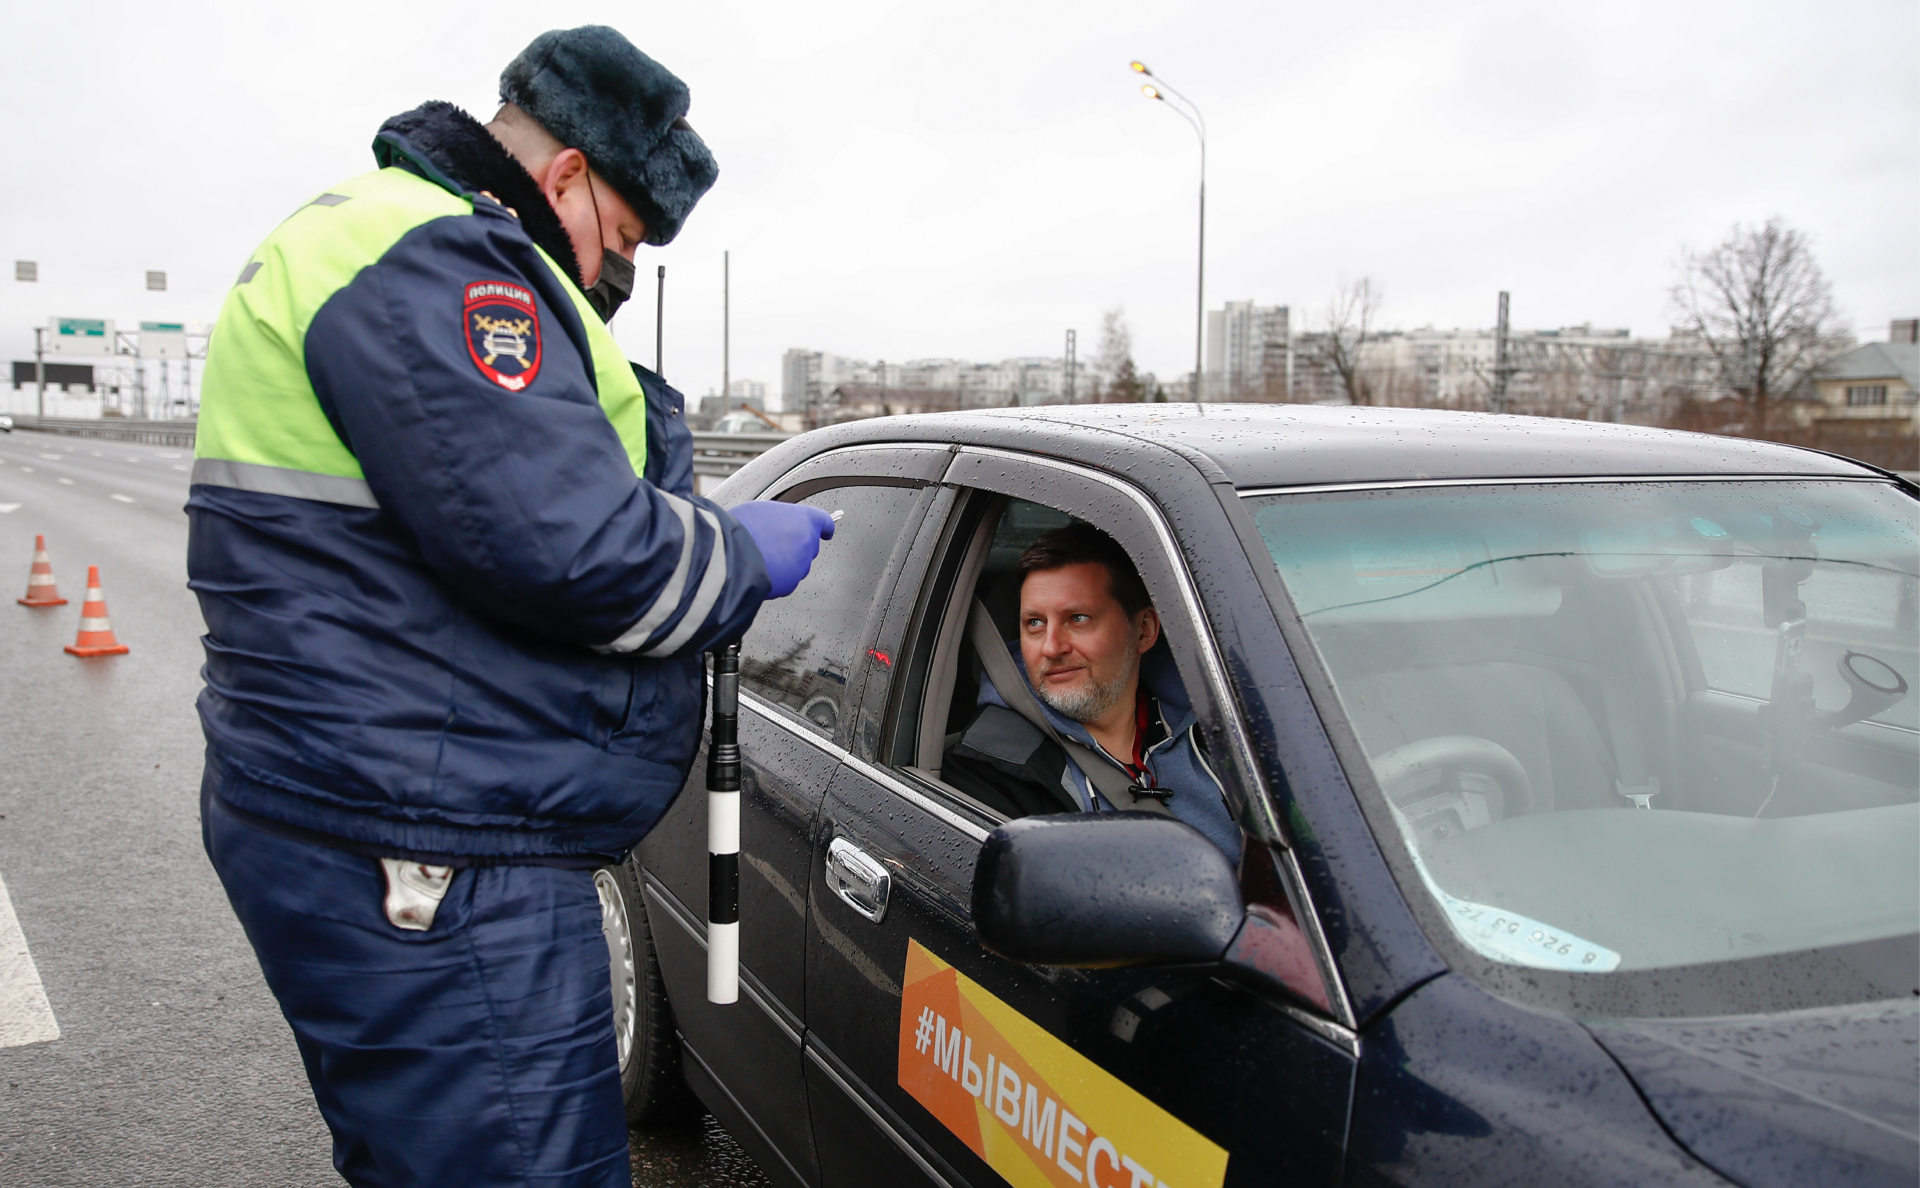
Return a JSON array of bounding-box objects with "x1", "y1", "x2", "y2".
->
[{"x1": 500, "y1": 26, "x2": 717, "y2": 247}]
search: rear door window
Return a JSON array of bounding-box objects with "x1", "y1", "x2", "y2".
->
[{"x1": 738, "y1": 482, "x2": 929, "y2": 743}]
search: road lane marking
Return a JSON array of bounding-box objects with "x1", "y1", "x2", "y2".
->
[
  {"x1": 0, "y1": 872, "x2": 59, "y2": 1049},
  {"x1": 20, "y1": 467, "x2": 33, "y2": 473},
  {"x1": 110, "y1": 494, "x2": 135, "y2": 503},
  {"x1": 172, "y1": 465, "x2": 188, "y2": 472},
  {"x1": 37, "y1": 454, "x2": 60, "y2": 461},
  {"x1": 0, "y1": 504, "x2": 19, "y2": 514},
  {"x1": 57, "y1": 478, "x2": 74, "y2": 486},
  {"x1": 158, "y1": 452, "x2": 181, "y2": 459}
]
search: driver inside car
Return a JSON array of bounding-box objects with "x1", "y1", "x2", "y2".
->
[{"x1": 941, "y1": 522, "x2": 1242, "y2": 859}]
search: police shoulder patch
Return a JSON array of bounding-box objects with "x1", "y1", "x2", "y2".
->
[{"x1": 464, "y1": 281, "x2": 542, "y2": 391}]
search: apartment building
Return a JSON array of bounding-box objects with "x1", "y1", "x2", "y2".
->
[
  {"x1": 780, "y1": 349, "x2": 1085, "y2": 420},
  {"x1": 1332, "y1": 325, "x2": 1723, "y2": 422},
  {"x1": 1203, "y1": 301, "x2": 1289, "y2": 400}
]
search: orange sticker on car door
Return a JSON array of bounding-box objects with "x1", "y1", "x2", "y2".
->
[{"x1": 897, "y1": 939, "x2": 1229, "y2": 1188}]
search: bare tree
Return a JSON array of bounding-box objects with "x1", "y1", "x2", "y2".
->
[
  {"x1": 1295, "y1": 278, "x2": 1382, "y2": 405},
  {"x1": 1109, "y1": 357, "x2": 1148, "y2": 402},
  {"x1": 1094, "y1": 308, "x2": 1147, "y2": 402},
  {"x1": 1671, "y1": 218, "x2": 1840, "y2": 437}
]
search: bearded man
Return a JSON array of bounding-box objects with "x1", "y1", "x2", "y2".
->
[{"x1": 941, "y1": 522, "x2": 1240, "y2": 857}]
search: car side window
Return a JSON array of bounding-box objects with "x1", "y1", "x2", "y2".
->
[
  {"x1": 886, "y1": 492, "x2": 1232, "y2": 829},
  {"x1": 738, "y1": 482, "x2": 926, "y2": 740}
]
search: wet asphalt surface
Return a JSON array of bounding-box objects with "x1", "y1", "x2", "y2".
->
[{"x1": 0, "y1": 431, "x2": 770, "y2": 1186}]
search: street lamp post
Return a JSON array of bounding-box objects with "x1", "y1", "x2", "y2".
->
[{"x1": 1132, "y1": 61, "x2": 1206, "y2": 409}]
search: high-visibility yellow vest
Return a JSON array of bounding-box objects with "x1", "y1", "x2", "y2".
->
[{"x1": 196, "y1": 166, "x2": 647, "y2": 506}]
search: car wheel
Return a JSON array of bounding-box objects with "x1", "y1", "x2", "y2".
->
[{"x1": 595, "y1": 857, "x2": 703, "y2": 1126}]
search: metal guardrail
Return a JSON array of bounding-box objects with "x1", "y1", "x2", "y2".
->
[
  {"x1": 690, "y1": 430, "x2": 792, "y2": 479},
  {"x1": 10, "y1": 414, "x2": 198, "y2": 447},
  {"x1": 4, "y1": 417, "x2": 790, "y2": 471}
]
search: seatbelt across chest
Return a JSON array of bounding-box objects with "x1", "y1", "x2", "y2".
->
[{"x1": 967, "y1": 600, "x2": 1172, "y2": 817}]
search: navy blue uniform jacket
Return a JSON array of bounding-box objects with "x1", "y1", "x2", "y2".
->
[{"x1": 188, "y1": 105, "x2": 768, "y2": 866}]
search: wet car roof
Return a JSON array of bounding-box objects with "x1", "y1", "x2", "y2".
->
[{"x1": 807, "y1": 404, "x2": 1879, "y2": 488}]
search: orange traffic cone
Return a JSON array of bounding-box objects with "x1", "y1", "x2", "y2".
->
[
  {"x1": 17, "y1": 535, "x2": 67, "y2": 607},
  {"x1": 64, "y1": 566, "x2": 129, "y2": 657}
]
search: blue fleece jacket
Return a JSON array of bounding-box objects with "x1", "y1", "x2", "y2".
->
[{"x1": 978, "y1": 644, "x2": 1242, "y2": 859}]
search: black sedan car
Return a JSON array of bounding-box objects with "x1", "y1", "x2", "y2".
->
[{"x1": 596, "y1": 404, "x2": 1918, "y2": 1188}]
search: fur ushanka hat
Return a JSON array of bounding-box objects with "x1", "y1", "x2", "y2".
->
[{"x1": 500, "y1": 26, "x2": 718, "y2": 247}]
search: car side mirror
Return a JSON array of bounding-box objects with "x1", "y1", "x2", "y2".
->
[{"x1": 971, "y1": 813, "x2": 1244, "y2": 968}]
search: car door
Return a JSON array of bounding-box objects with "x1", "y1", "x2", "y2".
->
[
  {"x1": 638, "y1": 450, "x2": 948, "y2": 1187},
  {"x1": 803, "y1": 449, "x2": 1359, "y2": 1188}
]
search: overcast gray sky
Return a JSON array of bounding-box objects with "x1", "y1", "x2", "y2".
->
[{"x1": 2, "y1": 0, "x2": 1914, "y2": 406}]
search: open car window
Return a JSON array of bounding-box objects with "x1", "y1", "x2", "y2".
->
[
  {"x1": 923, "y1": 500, "x2": 1073, "y2": 770},
  {"x1": 887, "y1": 494, "x2": 1214, "y2": 825}
]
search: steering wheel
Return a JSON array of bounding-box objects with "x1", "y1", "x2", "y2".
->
[{"x1": 1371, "y1": 735, "x2": 1535, "y2": 822}]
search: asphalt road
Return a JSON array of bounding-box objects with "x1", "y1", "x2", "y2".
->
[{"x1": 0, "y1": 431, "x2": 769, "y2": 1186}]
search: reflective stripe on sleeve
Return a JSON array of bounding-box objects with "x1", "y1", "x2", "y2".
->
[
  {"x1": 190, "y1": 458, "x2": 380, "y2": 509},
  {"x1": 594, "y1": 492, "x2": 699, "y2": 655},
  {"x1": 643, "y1": 509, "x2": 728, "y2": 658}
]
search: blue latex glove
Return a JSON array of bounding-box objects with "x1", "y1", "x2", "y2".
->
[{"x1": 730, "y1": 501, "x2": 836, "y2": 598}]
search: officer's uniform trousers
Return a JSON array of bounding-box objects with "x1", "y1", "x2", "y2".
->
[{"x1": 203, "y1": 775, "x2": 632, "y2": 1188}]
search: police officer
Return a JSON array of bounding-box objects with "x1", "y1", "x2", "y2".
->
[{"x1": 188, "y1": 27, "x2": 831, "y2": 1187}]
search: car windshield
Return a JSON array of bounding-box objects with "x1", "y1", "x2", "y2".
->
[{"x1": 1251, "y1": 480, "x2": 1918, "y2": 980}]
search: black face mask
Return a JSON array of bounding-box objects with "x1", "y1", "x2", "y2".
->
[{"x1": 585, "y1": 249, "x2": 634, "y2": 323}]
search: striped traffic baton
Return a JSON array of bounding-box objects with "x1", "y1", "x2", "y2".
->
[{"x1": 706, "y1": 643, "x2": 741, "y2": 1004}]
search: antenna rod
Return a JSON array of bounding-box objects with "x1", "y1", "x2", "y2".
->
[
  {"x1": 655, "y1": 265, "x2": 666, "y2": 377},
  {"x1": 722, "y1": 251, "x2": 731, "y2": 412}
]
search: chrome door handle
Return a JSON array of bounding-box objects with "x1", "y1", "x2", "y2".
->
[{"x1": 826, "y1": 837, "x2": 891, "y2": 924}]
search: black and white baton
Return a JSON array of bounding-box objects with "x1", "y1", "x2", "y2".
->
[{"x1": 706, "y1": 643, "x2": 742, "y2": 1004}]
